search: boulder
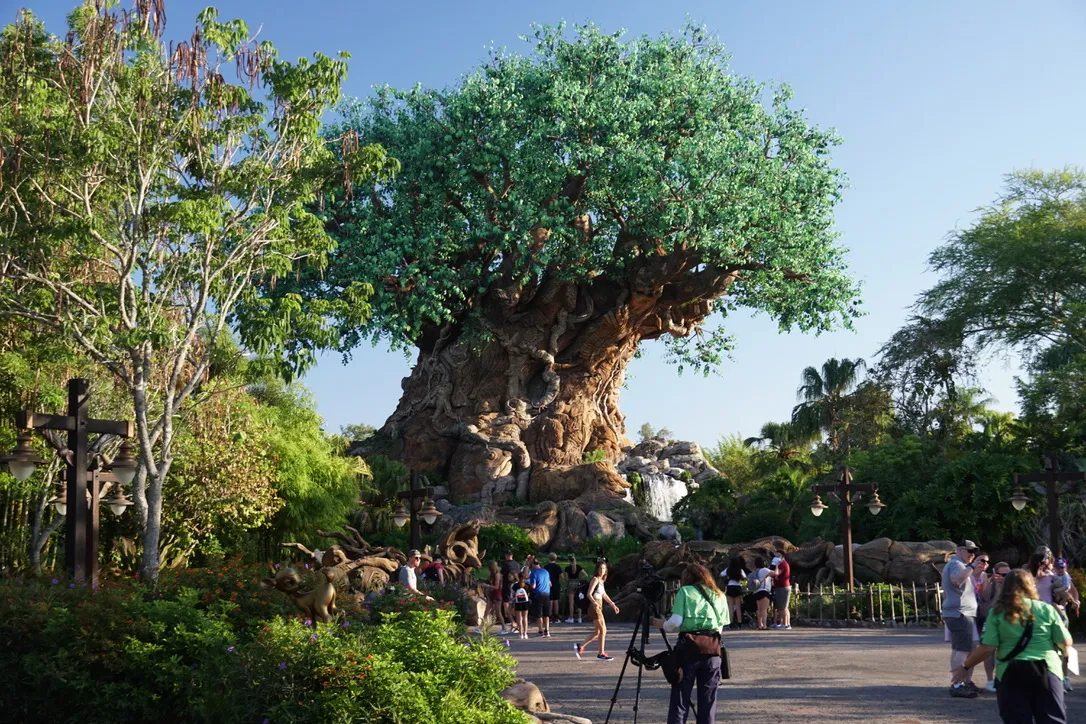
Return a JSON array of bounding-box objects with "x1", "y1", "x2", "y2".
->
[
  {"x1": 886, "y1": 553, "x2": 946, "y2": 585},
  {"x1": 550, "y1": 501, "x2": 589, "y2": 552},
  {"x1": 629, "y1": 438, "x2": 667, "y2": 459},
  {"x1": 853, "y1": 537, "x2": 894, "y2": 578},
  {"x1": 431, "y1": 485, "x2": 449, "y2": 499},
  {"x1": 661, "y1": 441, "x2": 701, "y2": 458},
  {"x1": 501, "y1": 680, "x2": 550, "y2": 713},
  {"x1": 789, "y1": 539, "x2": 834, "y2": 570},
  {"x1": 525, "y1": 502, "x2": 560, "y2": 549},
  {"x1": 827, "y1": 543, "x2": 862, "y2": 579},
  {"x1": 658, "y1": 524, "x2": 682, "y2": 543},
  {"x1": 464, "y1": 595, "x2": 488, "y2": 626},
  {"x1": 587, "y1": 510, "x2": 626, "y2": 539},
  {"x1": 693, "y1": 468, "x2": 721, "y2": 483},
  {"x1": 529, "y1": 463, "x2": 630, "y2": 505}
]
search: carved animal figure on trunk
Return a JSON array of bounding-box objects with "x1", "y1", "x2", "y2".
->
[{"x1": 261, "y1": 566, "x2": 338, "y2": 623}]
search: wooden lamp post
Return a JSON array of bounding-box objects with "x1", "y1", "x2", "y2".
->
[
  {"x1": 809, "y1": 467, "x2": 885, "y2": 592},
  {"x1": 1, "y1": 379, "x2": 136, "y2": 583},
  {"x1": 393, "y1": 470, "x2": 443, "y2": 551},
  {"x1": 1010, "y1": 452, "x2": 1085, "y2": 559}
]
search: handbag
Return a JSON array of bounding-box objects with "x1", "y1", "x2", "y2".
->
[{"x1": 680, "y1": 585, "x2": 731, "y2": 679}]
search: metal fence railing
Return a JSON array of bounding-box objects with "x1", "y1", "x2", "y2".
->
[{"x1": 789, "y1": 582, "x2": 945, "y2": 625}]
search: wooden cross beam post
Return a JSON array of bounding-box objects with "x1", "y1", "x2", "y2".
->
[
  {"x1": 397, "y1": 470, "x2": 433, "y2": 551},
  {"x1": 15, "y1": 378, "x2": 133, "y2": 583},
  {"x1": 1014, "y1": 453, "x2": 1086, "y2": 559},
  {"x1": 813, "y1": 467, "x2": 879, "y2": 592}
]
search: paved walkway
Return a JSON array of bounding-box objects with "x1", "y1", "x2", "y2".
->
[{"x1": 509, "y1": 621, "x2": 1085, "y2": 723}]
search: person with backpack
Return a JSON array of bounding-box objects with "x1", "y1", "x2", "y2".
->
[
  {"x1": 420, "y1": 553, "x2": 446, "y2": 585},
  {"x1": 651, "y1": 563, "x2": 730, "y2": 724},
  {"x1": 954, "y1": 568, "x2": 1073, "y2": 723},
  {"x1": 749, "y1": 556, "x2": 773, "y2": 630},
  {"x1": 512, "y1": 572, "x2": 531, "y2": 640}
]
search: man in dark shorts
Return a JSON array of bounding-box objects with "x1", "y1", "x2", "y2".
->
[
  {"x1": 545, "y1": 553, "x2": 564, "y2": 621},
  {"x1": 564, "y1": 554, "x2": 588, "y2": 623},
  {"x1": 528, "y1": 558, "x2": 552, "y2": 637},
  {"x1": 501, "y1": 550, "x2": 521, "y2": 629},
  {"x1": 942, "y1": 540, "x2": 981, "y2": 698}
]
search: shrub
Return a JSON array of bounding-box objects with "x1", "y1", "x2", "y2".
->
[
  {"x1": 582, "y1": 448, "x2": 607, "y2": 464},
  {"x1": 0, "y1": 576, "x2": 529, "y2": 724},
  {"x1": 478, "y1": 522, "x2": 536, "y2": 562},
  {"x1": 577, "y1": 534, "x2": 643, "y2": 562}
]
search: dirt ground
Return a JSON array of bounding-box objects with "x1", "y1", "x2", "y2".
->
[{"x1": 509, "y1": 622, "x2": 1085, "y2": 723}]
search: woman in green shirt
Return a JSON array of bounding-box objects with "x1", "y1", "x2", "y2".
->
[
  {"x1": 652, "y1": 563, "x2": 729, "y2": 724},
  {"x1": 954, "y1": 568, "x2": 1072, "y2": 723}
]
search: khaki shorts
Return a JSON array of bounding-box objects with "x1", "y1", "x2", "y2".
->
[{"x1": 945, "y1": 615, "x2": 976, "y2": 653}]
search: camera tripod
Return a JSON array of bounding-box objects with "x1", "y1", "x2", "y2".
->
[{"x1": 604, "y1": 593, "x2": 675, "y2": 724}]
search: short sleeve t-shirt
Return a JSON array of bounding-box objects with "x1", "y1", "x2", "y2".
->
[
  {"x1": 754, "y1": 568, "x2": 773, "y2": 593},
  {"x1": 941, "y1": 557, "x2": 977, "y2": 618},
  {"x1": 545, "y1": 562, "x2": 563, "y2": 587},
  {"x1": 774, "y1": 560, "x2": 791, "y2": 589},
  {"x1": 1035, "y1": 572, "x2": 1055, "y2": 604},
  {"x1": 672, "y1": 585, "x2": 730, "y2": 632},
  {"x1": 528, "y1": 567, "x2": 551, "y2": 595},
  {"x1": 724, "y1": 569, "x2": 747, "y2": 587},
  {"x1": 981, "y1": 598, "x2": 1071, "y2": 680},
  {"x1": 398, "y1": 565, "x2": 417, "y2": 591}
]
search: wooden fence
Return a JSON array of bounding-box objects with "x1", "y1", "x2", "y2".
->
[{"x1": 789, "y1": 582, "x2": 944, "y2": 625}]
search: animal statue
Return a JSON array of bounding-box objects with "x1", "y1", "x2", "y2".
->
[{"x1": 261, "y1": 566, "x2": 338, "y2": 623}]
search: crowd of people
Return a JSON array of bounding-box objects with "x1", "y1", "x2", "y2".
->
[
  {"x1": 392, "y1": 539, "x2": 1080, "y2": 724},
  {"x1": 943, "y1": 540, "x2": 1080, "y2": 723}
]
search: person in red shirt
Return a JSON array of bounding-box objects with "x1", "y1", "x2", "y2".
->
[{"x1": 770, "y1": 554, "x2": 792, "y2": 630}]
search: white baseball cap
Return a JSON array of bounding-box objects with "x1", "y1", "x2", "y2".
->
[{"x1": 771, "y1": 557, "x2": 782, "y2": 566}]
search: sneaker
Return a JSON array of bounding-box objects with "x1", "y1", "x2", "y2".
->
[
  {"x1": 770, "y1": 624, "x2": 781, "y2": 629},
  {"x1": 781, "y1": 625, "x2": 792, "y2": 630},
  {"x1": 498, "y1": 629, "x2": 510, "y2": 635},
  {"x1": 985, "y1": 680, "x2": 997, "y2": 693},
  {"x1": 564, "y1": 618, "x2": 575, "y2": 624},
  {"x1": 1064, "y1": 677, "x2": 1073, "y2": 693},
  {"x1": 597, "y1": 653, "x2": 614, "y2": 661},
  {"x1": 574, "y1": 643, "x2": 583, "y2": 660},
  {"x1": 543, "y1": 632, "x2": 551, "y2": 638},
  {"x1": 521, "y1": 633, "x2": 528, "y2": 640},
  {"x1": 950, "y1": 684, "x2": 978, "y2": 699},
  {"x1": 537, "y1": 632, "x2": 546, "y2": 638},
  {"x1": 577, "y1": 618, "x2": 583, "y2": 623}
]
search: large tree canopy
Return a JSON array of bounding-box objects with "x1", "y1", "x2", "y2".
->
[
  {"x1": 320, "y1": 24, "x2": 859, "y2": 365},
  {"x1": 307, "y1": 24, "x2": 861, "y2": 500}
]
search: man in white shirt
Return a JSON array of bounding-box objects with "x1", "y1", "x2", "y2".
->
[{"x1": 398, "y1": 549, "x2": 434, "y2": 600}]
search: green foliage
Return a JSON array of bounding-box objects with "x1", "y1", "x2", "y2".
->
[
  {"x1": 311, "y1": 22, "x2": 858, "y2": 374},
  {"x1": 359, "y1": 454, "x2": 409, "y2": 505},
  {"x1": 792, "y1": 357, "x2": 868, "y2": 456},
  {"x1": 478, "y1": 523, "x2": 537, "y2": 560},
  {"x1": 251, "y1": 380, "x2": 360, "y2": 547},
  {"x1": 721, "y1": 510, "x2": 795, "y2": 544},
  {"x1": 577, "y1": 534, "x2": 643, "y2": 562},
  {"x1": 673, "y1": 476, "x2": 740, "y2": 540},
  {"x1": 582, "y1": 448, "x2": 608, "y2": 464},
  {"x1": 702, "y1": 435, "x2": 762, "y2": 495},
  {"x1": 638, "y1": 424, "x2": 672, "y2": 442},
  {"x1": 0, "y1": 576, "x2": 525, "y2": 724}
]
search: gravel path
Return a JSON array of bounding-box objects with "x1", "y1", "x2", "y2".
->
[{"x1": 509, "y1": 621, "x2": 1085, "y2": 723}]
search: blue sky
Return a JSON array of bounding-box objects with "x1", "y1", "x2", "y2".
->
[{"x1": 26, "y1": 1, "x2": 1086, "y2": 446}]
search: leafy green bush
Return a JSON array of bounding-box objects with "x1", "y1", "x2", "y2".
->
[
  {"x1": 582, "y1": 448, "x2": 607, "y2": 464},
  {"x1": 577, "y1": 534, "x2": 643, "y2": 562},
  {"x1": 478, "y1": 522, "x2": 537, "y2": 561},
  {"x1": 721, "y1": 510, "x2": 795, "y2": 543},
  {"x1": 0, "y1": 576, "x2": 528, "y2": 724}
]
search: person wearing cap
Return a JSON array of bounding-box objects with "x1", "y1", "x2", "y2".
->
[
  {"x1": 398, "y1": 549, "x2": 434, "y2": 600},
  {"x1": 943, "y1": 539, "x2": 984, "y2": 697},
  {"x1": 769, "y1": 553, "x2": 792, "y2": 630}
]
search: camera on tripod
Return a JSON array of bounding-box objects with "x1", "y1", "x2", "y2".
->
[{"x1": 635, "y1": 562, "x2": 665, "y2": 605}]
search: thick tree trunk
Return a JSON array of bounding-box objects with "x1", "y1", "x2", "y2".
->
[{"x1": 374, "y1": 268, "x2": 721, "y2": 503}]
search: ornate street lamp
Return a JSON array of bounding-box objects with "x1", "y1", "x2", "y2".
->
[
  {"x1": 810, "y1": 467, "x2": 886, "y2": 591},
  {"x1": 5, "y1": 378, "x2": 136, "y2": 582},
  {"x1": 1, "y1": 431, "x2": 45, "y2": 482},
  {"x1": 392, "y1": 502, "x2": 410, "y2": 528},
  {"x1": 1008, "y1": 486, "x2": 1030, "y2": 512},
  {"x1": 867, "y1": 491, "x2": 886, "y2": 516},
  {"x1": 809, "y1": 494, "x2": 828, "y2": 517},
  {"x1": 420, "y1": 498, "x2": 442, "y2": 525}
]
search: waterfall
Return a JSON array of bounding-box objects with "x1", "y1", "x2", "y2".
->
[{"x1": 641, "y1": 473, "x2": 688, "y2": 522}]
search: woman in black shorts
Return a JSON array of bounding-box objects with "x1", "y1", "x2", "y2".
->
[
  {"x1": 723, "y1": 557, "x2": 748, "y2": 629},
  {"x1": 750, "y1": 556, "x2": 773, "y2": 630}
]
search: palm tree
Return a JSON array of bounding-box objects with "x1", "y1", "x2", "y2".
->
[
  {"x1": 743, "y1": 421, "x2": 818, "y2": 461},
  {"x1": 792, "y1": 357, "x2": 867, "y2": 454}
]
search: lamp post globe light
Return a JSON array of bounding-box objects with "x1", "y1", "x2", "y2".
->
[
  {"x1": 1010, "y1": 453, "x2": 1085, "y2": 558},
  {"x1": 4, "y1": 378, "x2": 136, "y2": 582}
]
